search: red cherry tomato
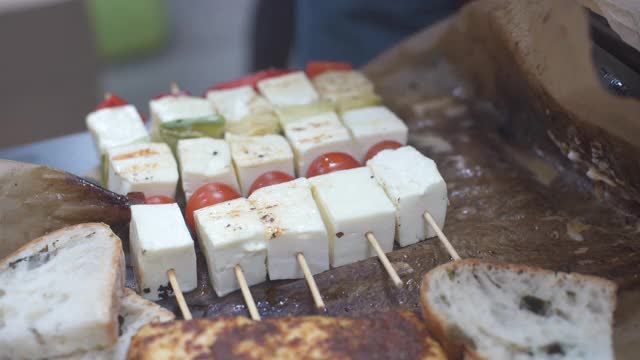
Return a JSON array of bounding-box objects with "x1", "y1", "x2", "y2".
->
[
  {"x1": 185, "y1": 183, "x2": 241, "y2": 230},
  {"x1": 364, "y1": 141, "x2": 403, "y2": 163},
  {"x1": 306, "y1": 61, "x2": 353, "y2": 78},
  {"x1": 306, "y1": 152, "x2": 360, "y2": 178},
  {"x1": 152, "y1": 90, "x2": 191, "y2": 100},
  {"x1": 205, "y1": 69, "x2": 292, "y2": 93},
  {"x1": 144, "y1": 196, "x2": 176, "y2": 205},
  {"x1": 249, "y1": 171, "x2": 295, "y2": 195},
  {"x1": 95, "y1": 93, "x2": 128, "y2": 110}
]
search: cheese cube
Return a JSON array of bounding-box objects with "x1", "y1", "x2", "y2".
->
[
  {"x1": 130, "y1": 203, "x2": 197, "y2": 301},
  {"x1": 257, "y1": 71, "x2": 319, "y2": 106},
  {"x1": 226, "y1": 133, "x2": 295, "y2": 196},
  {"x1": 206, "y1": 85, "x2": 273, "y2": 122},
  {"x1": 367, "y1": 146, "x2": 448, "y2": 247},
  {"x1": 312, "y1": 70, "x2": 375, "y2": 103},
  {"x1": 249, "y1": 178, "x2": 329, "y2": 279},
  {"x1": 86, "y1": 104, "x2": 149, "y2": 154},
  {"x1": 194, "y1": 198, "x2": 267, "y2": 297},
  {"x1": 149, "y1": 95, "x2": 215, "y2": 138},
  {"x1": 341, "y1": 106, "x2": 408, "y2": 162},
  {"x1": 309, "y1": 167, "x2": 396, "y2": 267},
  {"x1": 107, "y1": 142, "x2": 179, "y2": 198},
  {"x1": 283, "y1": 112, "x2": 357, "y2": 177},
  {"x1": 176, "y1": 138, "x2": 240, "y2": 200}
]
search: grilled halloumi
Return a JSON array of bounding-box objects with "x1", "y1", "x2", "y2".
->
[{"x1": 127, "y1": 310, "x2": 446, "y2": 360}]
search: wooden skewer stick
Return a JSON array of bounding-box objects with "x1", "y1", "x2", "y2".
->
[
  {"x1": 366, "y1": 232, "x2": 403, "y2": 288},
  {"x1": 296, "y1": 253, "x2": 326, "y2": 310},
  {"x1": 234, "y1": 265, "x2": 261, "y2": 321},
  {"x1": 104, "y1": 92, "x2": 112, "y2": 100},
  {"x1": 423, "y1": 212, "x2": 461, "y2": 261},
  {"x1": 170, "y1": 82, "x2": 180, "y2": 95},
  {"x1": 166, "y1": 268, "x2": 193, "y2": 320}
]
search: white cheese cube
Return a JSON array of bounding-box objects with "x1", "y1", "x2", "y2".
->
[
  {"x1": 312, "y1": 70, "x2": 375, "y2": 103},
  {"x1": 86, "y1": 104, "x2": 149, "y2": 154},
  {"x1": 341, "y1": 106, "x2": 408, "y2": 162},
  {"x1": 283, "y1": 112, "x2": 357, "y2": 177},
  {"x1": 226, "y1": 133, "x2": 295, "y2": 196},
  {"x1": 257, "y1": 71, "x2": 319, "y2": 106},
  {"x1": 107, "y1": 142, "x2": 179, "y2": 198},
  {"x1": 130, "y1": 203, "x2": 197, "y2": 301},
  {"x1": 149, "y1": 95, "x2": 215, "y2": 138},
  {"x1": 367, "y1": 146, "x2": 448, "y2": 247},
  {"x1": 206, "y1": 85, "x2": 272, "y2": 122},
  {"x1": 194, "y1": 198, "x2": 267, "y2": 297},
  {"x1": 309, "y1": 167, "x2": 396, "y2": 267},
  {"x1": 249, "y1": 178, "x2": 329, "y2": 279},
  {"x1": 176, "y1": 138, "x2": 240, "y2": 200}
]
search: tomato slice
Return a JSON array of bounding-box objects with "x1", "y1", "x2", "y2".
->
[
  {"x1": 95, "y1": 93, "x2": 128, "y2": 110},
  {"x1": 306, "y1": 61, "x2": 353, "y2": 78},
  {"x1": 185, "y1": 183, "x2": 241, "y2": 230},
  {"x1": 205, "y1": 69, "x2": 292, "y2": 93},
  {"x1": 249, "y1": 171, "x2": 295, "y2": 195},
  {"x1": 364, "y1": 141, "x2": 403, "y2": 163},
  {"x1": 306, "y1": 152, "x2": 360, "y2": 178},
  {"x1": 144, "y1": 195, "x2": 176, "y2": 205}
]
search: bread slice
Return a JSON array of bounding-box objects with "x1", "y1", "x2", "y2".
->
[
  {"x1": 68, "y1": 288, "x2": 175, "y2": 360},
  {"x1": 0, "y1": 223, "x2": 125, "y2": 359},
  {"x1": 420, "y1": 259, "x2": 617, "y2": 360},
  {"x1": 128, "y1": 310, "x2": 446, "y2": 360}
]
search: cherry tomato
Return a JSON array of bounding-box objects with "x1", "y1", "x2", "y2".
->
[
  {"x1": 185, "y1": 183, "x2": 241, "y2": 230},
  {"x1": 95, "y1": 93, "x2": 128, "y2": 110},
  {"x1": 306, "y1": 61, "x2": 353, "y2": 78},
  {"x1": 364, "y1": 141, "x2": 403, "y2": 163},
  {"x1": 144, "y1": 195, "x2": 176, "y2": 205},
  {"x1": 249, "y1": 171, "x2": 295, "y2": 195},
  {"x1": 205, "y1": 69, "x2": 292, "y2": 93},
  {"x1": 306, "y1": 152, "x2": 360, "y2": 178},
  {"x1": 152, "y1": 90, "x2": 191, "y2": 100}
]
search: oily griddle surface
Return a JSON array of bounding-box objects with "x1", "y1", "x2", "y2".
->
[{"x1": 149, "y1": 106, "x2": 640, "y2": 320}]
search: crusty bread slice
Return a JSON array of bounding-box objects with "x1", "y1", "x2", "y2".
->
[
  {"x1": 67, "y1": 288, "x2": 175, "y2": 360},
  {"x1": 420, "y1": 259, "x2": 617, "y2": 360},
  {"x1": 127, "y1": 310, "x2": 446, "y2": 360},
  {"x1": 0, "y1": 223, "x2": 125, "y2": 359}
]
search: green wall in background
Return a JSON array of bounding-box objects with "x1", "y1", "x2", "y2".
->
[{"x1": 87, "y1": 0, "x2": 169, "y2": 63}]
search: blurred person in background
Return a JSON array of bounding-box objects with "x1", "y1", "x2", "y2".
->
[{"x1": 252, "y1": 0, "x2": 464, "y2": 70}]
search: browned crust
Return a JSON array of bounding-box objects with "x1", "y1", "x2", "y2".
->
[
  {"x1": 0, "y1": 222, "x2": 125, "y2": 347},
  {"x1": 420, "y1": 259, "x2": 618, "y2": 360}
]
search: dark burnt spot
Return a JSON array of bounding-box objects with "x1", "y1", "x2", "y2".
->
[
  {"x1": 269, "y1": 217, "x2": 275, "y2": 223},
  {"x1": 158, "y1": 283, "x2": 174, "y2": 300},
  {"x1": 143, "y1": 288, "x2": 151, "y2": 294},
  {"x1": 520, "y1": 295, "x2": 551, "y2": 316},
  {"x1": 336, "y1": 232, "x2": 344, "y2": 238},
  {"x1": 86, "y1": 231, "x2": 96, "y2": 238},
  {"x1": 261, "y1": 214, "x2": 270, "y2": 220},
  {"x1": 212, "y1": 151, "x2": 218, "y2": 156},
  {"x1": 9, "y1": 249, "x2": 58, "y2": 270},
  {"x1": 118, "y1": 315, "x2": 125, "y2": 336},
  {"x1": 543, "y1": 343, "x2": 565, "y2": 355}
]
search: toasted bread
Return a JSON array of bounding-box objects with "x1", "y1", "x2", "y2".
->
[{"x1": 128, "y1": 310, "x2": 446, "y2": 359}]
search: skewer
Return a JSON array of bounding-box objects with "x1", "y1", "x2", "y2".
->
[
  {"x1": 234, "y1": 265, "x2": 261, "y2": 321},
  {"x1": 296, "y1": 253, "x2": 326, "y2": 310},
  {"x1": 104, "y1": 92, "x2": 112, "y2": 100},
  {"x1": 166, "y1": 268, "x2": 193, "y2": 320},
  {"x1": 365, "y1": 232, "x2": 403, "y2": 288},
  {"x1": 170, "y1": 82, "x2": 180, "y2": 95},
  {"x1": 423, "y1": 212, "x2": 461, "y2": 260}
]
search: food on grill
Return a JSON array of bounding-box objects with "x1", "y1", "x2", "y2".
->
[
  {"x1": 420, "y1": 259, "x2": 617, "y2": 360},
  {"x1": 311, "y1": 67, "x2": 382, "y2": 113},
  {"x1": 256, "y1": 71, "x2": 319, "y2": 107},
  {"x1": 127, "y1": 310, "x2": 447, "y2": 360},
  {"x1": 0, "y1": 223, "x2": 125, "y2": 359},
  {"x1": 194, "y1": 198, "x2": 268, "y2": 297},
  {"x1": 176, "y1": 137, "x2": 239, "y2": 200},
  {"x1": 106, "y1": 142, "x2": 179, "y2": 199},
  {"x1": 129, "y1": 203, "x2": 197, "y2": 301},
  {"x1": 367, "y1": 146, "x2": 448, "y2": 246},
  {"x1": 341, "y1": 106, "x2": 408, "y2": 162}
]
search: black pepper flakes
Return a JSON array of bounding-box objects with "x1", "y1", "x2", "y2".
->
[
  {"x1": 336, "y1": 232, "x2": 344, "y2": 238},
  {"x1": 212, "y1": 151, "x2": 218, "y2": 156}
]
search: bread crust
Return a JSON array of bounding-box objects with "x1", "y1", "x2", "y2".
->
[{"x1": 420, "y1": 259, "x2": 618, "y2": 360}]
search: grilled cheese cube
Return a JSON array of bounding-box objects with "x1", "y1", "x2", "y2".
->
[
  {"x1": 312, "y1": 70, "x2": 374, "y2": 102},
  {"x1": 367, "y1": 146, "x2": 448, "y2": 247},
  {"x1": 149, "y1": 95, "x2": 215, "y2": 138},
  {"x1": 283, "y1": 112, "x2": 357, "y2": 177},
  {"x1": 249, "y1": 178, "x2": 329, "y2": 279},
  {"x1": 177, "y1": 138, "x2": 239, "y2": 200},
  {"x1": 207, "y1": 85, "x2": 273, "y2": 122},
  {"x1": 86, "y1": 104, "x2": 149, "y2": 154},
  {"x1": 226, "y1": 133, "x2": 295, "y2": 196},
  {"x1": 130, "y1": 203, "x2": 197, "y2": 301},
  {"x1": 107, "y1": 142, "x2": 179, "y2": 198},
  {"x1": 310, "y1": 167, "x2": 396, "y2": 267},
  {"x1": 342, "y1": 106, "x2": 408, "y2": 162},
  {"x1": 194, "y1": 198, "x2": 267, "y2": 297},
  {"x1": 257, "y1": 71, "x2": 319, "y2": 107}
]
